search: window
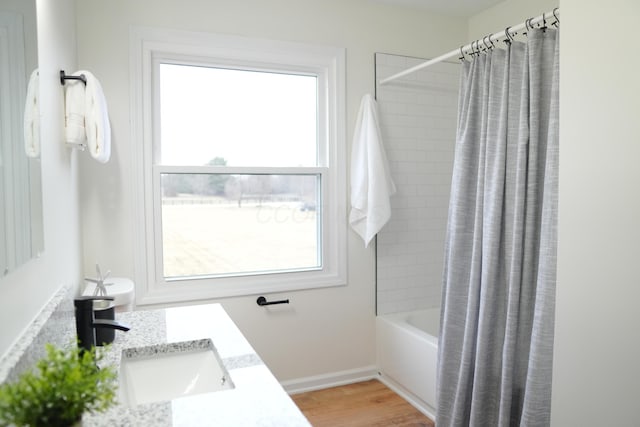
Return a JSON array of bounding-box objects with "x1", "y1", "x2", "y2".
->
[{"x1": 131, "y1": 28, "x2": 346, "y2": 304}]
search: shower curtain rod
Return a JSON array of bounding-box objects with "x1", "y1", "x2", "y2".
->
[{"x1": 379, "y1": 8, "x2": 559, "y2": 86}]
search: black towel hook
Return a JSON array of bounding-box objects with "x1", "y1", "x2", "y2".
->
[{"x1": 60, "y1": 70, "x2": 86, "y2": 86}]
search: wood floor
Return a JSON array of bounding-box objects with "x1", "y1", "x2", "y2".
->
[{"x1": 291, "y1": 379, "x2": 435, "y2": 427}]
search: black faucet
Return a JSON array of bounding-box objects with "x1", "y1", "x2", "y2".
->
[{"x1": 74, "y1": 296, "x2": 130, "y2": 352}]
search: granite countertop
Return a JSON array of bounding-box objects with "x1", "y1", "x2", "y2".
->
[{"x1": 82, "y1": 303, "x2": 310, "y2": 427}]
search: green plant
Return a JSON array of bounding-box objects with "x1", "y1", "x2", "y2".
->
[{"x1": 0, "y1": 343, "x2": 117, "y2": 427}]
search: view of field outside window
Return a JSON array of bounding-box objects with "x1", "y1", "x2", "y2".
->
[{"x1": 158, "y1": 64, "x2": 321, "y2": 279}]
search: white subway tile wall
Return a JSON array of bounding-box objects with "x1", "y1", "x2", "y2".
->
[{"x1": 375, "y1": 53, "x2": 459, "y2": 315}]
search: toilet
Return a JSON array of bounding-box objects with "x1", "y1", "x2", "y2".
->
[{"x1": 83, "y1": 277, "x2": 135, "y2": 313}]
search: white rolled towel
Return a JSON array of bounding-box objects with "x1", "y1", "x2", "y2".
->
[
  {"x1": 64, "y1": 71, "x2": 87, "y2": 148},
  {"x1": 63, "y1": 70, "x2": 111, "y2": 163},
  {"x1": 24, "y1": 69, "x2": 40, "y2": 158},
  {"x1": 349, "y1": 94, "x2": 396, "y2": 247},
  {"x1": 83, "y1": 70, "x2": 111, "y2": 163}
]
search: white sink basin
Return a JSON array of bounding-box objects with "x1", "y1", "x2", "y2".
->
[{"x1": 119, "y1": 339, "x2": 233, "y2": 406}]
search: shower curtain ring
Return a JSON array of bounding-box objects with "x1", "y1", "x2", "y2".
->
[
  {"x1": 459, "y1": 46, "x2": 467, "y2": 62},
  {"x1": 540, "y1": 13, "x2": 548, "y2": 32},
  {"x1": 504, "y1": 26, "x2": 513, "y2": 44},
  {"x1": 553, "y1": 8, "x2": 560, "y2": 26},
  {"x1": 482, "y1": 35, "x2": 492, "y2": 51},
  {"x1": 525, "y1": 17, "x2": 534, "y2": 33}
]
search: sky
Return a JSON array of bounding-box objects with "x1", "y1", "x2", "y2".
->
[{"x1": 159, "y1": 63, "x2": 318, "y2": 167}]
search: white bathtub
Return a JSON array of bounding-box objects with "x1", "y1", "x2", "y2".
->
[{"x1": 376, "y1": 308, "x2": 440, "y2": 419}]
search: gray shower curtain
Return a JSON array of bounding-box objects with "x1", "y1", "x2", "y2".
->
[{"x1": 437, "y1": 28, "x2": 559, "y2": 427}]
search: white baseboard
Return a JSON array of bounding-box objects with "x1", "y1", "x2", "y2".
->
[
  {"x1": 377, "y1": 373, "x2": 436, "y2": 421},
  {"x1": 281, "y1": 365, "x2": 379, "y2": 395}
]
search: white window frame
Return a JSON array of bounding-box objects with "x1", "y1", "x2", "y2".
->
[{"x1": 130, "y1": 27, "x2": 347, "y2": 305}]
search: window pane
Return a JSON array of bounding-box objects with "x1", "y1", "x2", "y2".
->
[
  {"x1": 159, "y1": 64, "x2": 318, "y2": 167},
  {"x1": 160, "y1": 173, "x2": 321, "y2": 279}
]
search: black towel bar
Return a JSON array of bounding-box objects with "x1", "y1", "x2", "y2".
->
[
  {"x1": 60, "y1": 70, "x2": 87, "y2": 86},
  {"x1": 256, "y1": 296, "x2": 290, "y2": 306}
]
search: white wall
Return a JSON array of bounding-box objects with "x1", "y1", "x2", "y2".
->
[
  {"x1": 375, "y1": 54, "x2": 459, "y2": 314},
  {"x1": 468, "y1": 0, "x2": 640, "y2": 425},
  {"x1": 553, "y1": 0, "x2": 640, "y2": 425},
  {"x1": 0, "y1": 0, "x2": 81, "y2": 358},
  {"x1": 74, "y1": 0, "x2": 467, "y2": 382}
]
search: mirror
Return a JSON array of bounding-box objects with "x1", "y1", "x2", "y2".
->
[{"x1": 0, "y1": 0, "x2": 43, "y2": 277}]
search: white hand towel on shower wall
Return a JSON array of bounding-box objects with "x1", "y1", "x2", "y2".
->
[{"x1": 349, "y1": 94, "x2": 396, "y2": 247}]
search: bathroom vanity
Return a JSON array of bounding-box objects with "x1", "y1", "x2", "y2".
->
[{"x1": 82, "y1": 303, "x2": 310, "y2": 426}]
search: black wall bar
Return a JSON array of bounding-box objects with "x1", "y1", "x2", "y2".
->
[{"x1": 256, "y1": 296, "x2": 290, "y2": 306}]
